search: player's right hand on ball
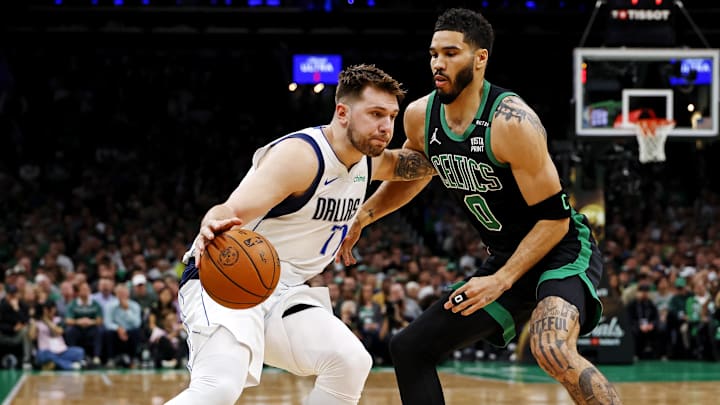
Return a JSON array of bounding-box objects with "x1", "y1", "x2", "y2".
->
[
  {"x1": 335, "y1": 219, "x2": 362, "y2": 266},
  {"x1": 194, "y1": 217, "x2": 243, "y2": 267}
]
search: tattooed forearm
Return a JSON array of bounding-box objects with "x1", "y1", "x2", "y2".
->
[
  {"x1": 529, "y1": 297, "x2": 621, "y2": 404},
  {"x1": 494, "y1": 97, "x2": 548, "y2": 138},
  {"x1": 395, "y1": 149, "x2": 436, "y2": 180}
]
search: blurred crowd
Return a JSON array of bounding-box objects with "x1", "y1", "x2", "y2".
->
[{"x1": 1, "y1": 48, "x2": 719, "y2": 371}]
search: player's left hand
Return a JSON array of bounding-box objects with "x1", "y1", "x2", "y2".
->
[
  {"x1": 335, "y1": 219, "x2": 362, "y2": 266},
  {"x1": 444, "y1": 275, "x2": 507, "y2": 316}
]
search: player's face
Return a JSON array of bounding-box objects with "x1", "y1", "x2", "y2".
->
[
  {"x1": 430, "y1": 31, "x2": 477, "y2": 104},
  {"x1": 345, "y1": 87, "x2": 399, "y2": 157}
]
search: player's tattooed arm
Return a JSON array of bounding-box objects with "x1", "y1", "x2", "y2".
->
[
  {"x1": 393, "y1": 149, "x2": 436, "y2": 180},
  {"x1": 494, "y1": 96, "x2": 547, "y2": 139}
]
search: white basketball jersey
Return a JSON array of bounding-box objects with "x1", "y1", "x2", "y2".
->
[{"x1": 243, "y1": 127, "x2": 371, "y2": 286}]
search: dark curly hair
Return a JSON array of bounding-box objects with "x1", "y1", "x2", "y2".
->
[
  {"x1": 434, "y1": 8, "x2": 494, "y2": 56},
  {"x1": 335, "y1": 64, "x2": 406, "y2": 104}
]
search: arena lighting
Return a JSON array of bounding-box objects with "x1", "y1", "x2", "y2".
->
[
  {"x1": 288, "y1": 83, "x2": 298, "y2": 92},
  {"x1": 525, "y1": 0, "x2": 536, "y2": 10},
  {"x1": 55, "y1": 0, "x2": 62, "y2": 4},
  {"x1": 114, "y1": 0, "x2": 123, "y2": 5},
  {"x1": 313, "y1": 83, "x2": 325, "y2": 93}
]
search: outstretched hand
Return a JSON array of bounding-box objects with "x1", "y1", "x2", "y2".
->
[
  {"x1": 335, "y1": 220, "x2": 363, "y2": 266},
  {"x1": 193, "y1": 217, "x2": 243, "y2": 267},
  {"x1": 444, "y1": 275, "x2": 507, "y2": 316}
]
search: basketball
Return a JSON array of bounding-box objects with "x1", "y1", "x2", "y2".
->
[{"x1": 199, "y1": 228, "x2": 281, "y2": 309}]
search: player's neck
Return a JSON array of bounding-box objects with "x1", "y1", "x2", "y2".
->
[
  {"x1": 323, "y1": 123, "x2": 363, "y2": 170},
  {"x1": 443, "y1": 78, "x2": 486, "y2": 129}
]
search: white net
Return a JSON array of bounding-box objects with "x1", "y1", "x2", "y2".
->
[{"x1": 634, "y1": 119, "x2": 675, "y2": 163}]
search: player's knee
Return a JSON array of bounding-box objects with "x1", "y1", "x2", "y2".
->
[
  {"x1": 529, "y1": 332, "x2": 575, "y2": 377},
  {"x1": 389, "y1": 329, "x2": 417, "y2": 360},
  {"x1": 336, "y1": 346, "x2": 372, "y2": 384},
  {"x1": 193, "y1": 374, "x2": 243, "y2": 405}
]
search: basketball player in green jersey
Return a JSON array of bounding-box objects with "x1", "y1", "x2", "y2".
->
[{"x1": 336, "y1": 8, "x2": 622, "y2": 405}]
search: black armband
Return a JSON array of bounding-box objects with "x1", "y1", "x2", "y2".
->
[{"x1": 529, "y1": 191, "x2": 571, "y2": 220}]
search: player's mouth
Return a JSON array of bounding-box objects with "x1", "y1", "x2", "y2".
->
[
  {"x1": 370, "y1": 136, "x2": 388, "y2": 147},
  {"x1": 434, "y1": 75, "x2": 449, "y2": 88}
]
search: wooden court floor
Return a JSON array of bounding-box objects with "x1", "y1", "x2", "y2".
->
[{"x1": 3, "y1": 365, "x2": 720, "y2": 405}]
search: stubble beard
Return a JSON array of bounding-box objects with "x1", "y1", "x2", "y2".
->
[{"x1": 437, "y1": 60, "x2": 475, "y2": 105}]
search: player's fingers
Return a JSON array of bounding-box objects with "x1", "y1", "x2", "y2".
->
[
  {"x1": 193, "y1": 239, "x2": 205, "y2": 268},
  {"x1": 340, "y1": 244, "x2": 356, "y2": 266},
  {"x1": 199, "y1": 226, "x2": 215, "y2": 241},
  {"x1": 461, "y1": 296, "x2": 494, "y2": 316},
  {"x1": 461, "y1": 302, "x2": 485, "y2": 316},
  {"x1": 447, "y1": 287, "x2": 470, "y2": 312},
  {"x1": 218, "y1": 217, "x2": 243, "y2": 230}
]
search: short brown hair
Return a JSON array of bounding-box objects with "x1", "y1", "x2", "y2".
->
[{"x1": 335, "y1": 64, "x2": 405, "y2": 104}]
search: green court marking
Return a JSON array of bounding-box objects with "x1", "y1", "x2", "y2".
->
[{"x1": 0, "y1": 370, "x2": 23, "y2": 403}]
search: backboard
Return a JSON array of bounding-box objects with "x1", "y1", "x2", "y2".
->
[{"x1": 574, "y1": 47, "x2": 719, "y2": 137}]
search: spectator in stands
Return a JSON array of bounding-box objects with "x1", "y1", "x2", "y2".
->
[
  {"x1": 0, "y1": 284, "x2": 32, "y2": 369},
  {"x1": 55, "y1": 280, "x2": 75, "y2": 318},
  {"x1": 92, "y1": 277, "x2": 118, "y2": 320},
  {"x1": 34, "y1": 273, "x2": 60, "y2": 305},
  {"x1": 148, "y1": 310, "x2": 187, "y2": 369},
  {"x1": 30, "y1": 301, "x2": 84, "y2": 370},
  {"x1": 686, "y1": 278, "x2": 717, "y2": 360},
  {"x1": 104, "y1": 283, "x2": 143, "y2": 367},
  {"x1": 653, "y1": 275, "x2": 674, "y2": 358},
  {"x1": 148, "y1": 286, "x2": 178, "y2": 334},
  {"x1": 328, "y1": 282, "x2": 342, "y2": 318},
  {"x1": 627, "y1": 284, "x2": 660, "y2": 359},
  {"x1": 668, "y1": 277, "x2": 693, "y2": 358},
  {"x1": 403, "y1": 281, "x2": 423, "y2": 321},
  {"x1": 64, "y1": 281, "x2": 103, "y2": 367},
  {"x1": 129, "y1": 273, "x2": 156, "y2": 319},
  {"x1": 357, "y1": 283, "x2": 385, "y2": 364},
  {"x1": 340, "y1": 300, "x2": 361, "y2": 339}
]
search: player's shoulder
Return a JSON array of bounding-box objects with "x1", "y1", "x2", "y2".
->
[
  {"x1": 405, "y1": 93, "x2": 433, "y2": 117},
  {"x1": 262, "y1": 132, "x2": 322, "y2": 167},
  {"x1": 404, "y1": 93, "x2": 433, "y2": 133},
  {"x1": 492, "y1": 95, "x2": 544, "y2": 134}
]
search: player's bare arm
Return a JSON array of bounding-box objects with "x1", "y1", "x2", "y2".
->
[
  {"x1": 372, "y1": 148, "x2": 435, "y2": 182},
  {"x1": 193, "y1": 139, "x2": 318, "y2": 264},
  {"x1": 446, "y1": 96, "x2": 570, "y2": 315},
  {"x1": 490, "y1": 96, "x2": 569, "y2": 283}
]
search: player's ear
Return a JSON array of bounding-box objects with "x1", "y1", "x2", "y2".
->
[
  {"x1": 336, "y1": 102, "x2": 351, "y2": 123},
  {"x1": 475, "y1": 48, "x2": 488, "y2": 70}
]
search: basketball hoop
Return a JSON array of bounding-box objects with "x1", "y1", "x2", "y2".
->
[{"x1": 633, "y1": 118, "x2": 675, "y2": 163}]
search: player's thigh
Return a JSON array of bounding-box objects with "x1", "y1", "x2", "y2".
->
[
  {"x1": 535, "y1": 275, "x2": 592, "y2": 335},
  {"x1": 394, "y1": 293, "x2": 505, "y2": 358},
  {"x1": 274, "y1": 307, "x2": 367, "y2": 375}
]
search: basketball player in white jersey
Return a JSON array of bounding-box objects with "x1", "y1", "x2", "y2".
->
[{"x1": 166, "y1": 64, "x2": 436, "y2": 405}]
